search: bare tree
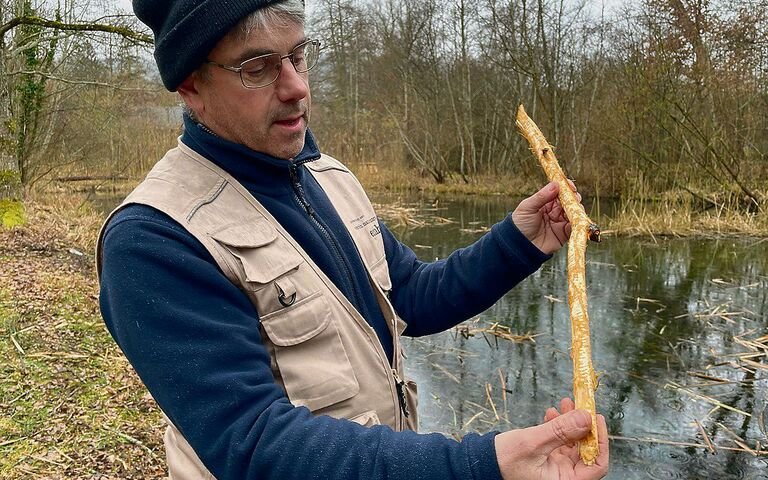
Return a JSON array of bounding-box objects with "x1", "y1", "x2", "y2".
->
[{"x1": 0, "y1": 0, "x2": 150, "y2": 189}]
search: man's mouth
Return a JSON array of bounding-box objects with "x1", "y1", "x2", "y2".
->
[{"x1": 274, "y1": 116, "x2": 303, "y2": 127}]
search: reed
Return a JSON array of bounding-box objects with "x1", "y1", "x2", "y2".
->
[{"x1": 604, "y1": 195, "x2": 768, "y2": 238}]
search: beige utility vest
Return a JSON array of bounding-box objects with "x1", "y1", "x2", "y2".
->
[{"x1": 96, "y1": 141, "x2": 418, "y2": 479}]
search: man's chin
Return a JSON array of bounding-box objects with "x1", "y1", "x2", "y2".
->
[
  {"x1": 244, "y1": 129, "x2": 306, "y2": 159},
  {"x1": 282, "y1": 130, "x2": 307, "y2": 159},
  {"x1": 266, "y1": 139, "x2": 306, "y2": 160}
]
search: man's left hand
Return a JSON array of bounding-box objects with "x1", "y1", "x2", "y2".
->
[{"x1": 512, "y1": 181, "x2": 580, "y2": 255}]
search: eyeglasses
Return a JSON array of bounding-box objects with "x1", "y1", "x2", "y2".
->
[{"x1": 206, "y1": 39, "x2": 321, "y2": 89}]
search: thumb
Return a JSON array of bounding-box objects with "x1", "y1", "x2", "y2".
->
[
  {"x1": 528, "y1": 409, "x2": 592, "y2": 454},
  {"x1": 522, "y1": 182, "x2": 559, "y2": 211}
]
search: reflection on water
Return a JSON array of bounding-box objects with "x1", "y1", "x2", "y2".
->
[
  {"x1": 377, "y1": 191, "x2": 768, "y2": 480},
  {"x1": 90, "y1": 190, "x2": 768, "y2": 479}
]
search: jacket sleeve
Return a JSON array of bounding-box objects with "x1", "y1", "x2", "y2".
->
[
  {"x1": 381, "y1": 214, "x2": 551, "y2": 336},
  {"x1": 99, "y1": 205, "x2": 503, "y2": 480}
]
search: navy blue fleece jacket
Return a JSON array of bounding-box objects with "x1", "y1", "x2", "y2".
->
[{"x1": 98, "y1": 114, "x2": 551, "y2": 480}]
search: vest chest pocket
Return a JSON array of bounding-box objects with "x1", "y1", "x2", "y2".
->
[
  {"x1": 260, "y1": 292, "x2": 360, "y2": 412},
  {"x1": 212, "y1": 220, "x2": 310, "y2": 317},
  {"x1": 211, "y1": 220, "x2": 360, "y2": 412}
]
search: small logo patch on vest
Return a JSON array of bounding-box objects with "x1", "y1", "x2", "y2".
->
[
  {"x1": 369, "y1": 224, "x2": 381, "y2": 237},
  {"x1": 352, "y1": 214, "x2": 378, "y2": 231}
]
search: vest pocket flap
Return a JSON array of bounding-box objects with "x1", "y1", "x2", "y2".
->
[
  {"x1": 212, "y1": 221, "x2": 277, "y2": 248},
  {"x1": 349, "y1": 410, "x2": 381, "y2": 427},
  {"x1": 236, "y1": 249, "x2": 302, "y2": 285},
  {"x1": 213, "y1": 221, "x2": 303, "y2": 284},
  {"x1": 403, "y1": 380, "x2": 419, "y2": 431},
  {"x1": 261, "y1": 292, "x2": 330, "y2": 346}
]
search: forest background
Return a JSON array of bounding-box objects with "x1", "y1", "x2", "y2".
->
[{"x1": 1, "y1": 0, "x2": 767, "y2": 233}]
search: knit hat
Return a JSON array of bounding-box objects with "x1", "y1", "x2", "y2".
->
[{"x1": 133, "y1": 0, "x2": 288, "y2": 91}]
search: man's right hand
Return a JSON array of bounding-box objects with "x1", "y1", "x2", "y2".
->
[{"x1": 494, "y1": 398, "x2": 609, "y2": 479}]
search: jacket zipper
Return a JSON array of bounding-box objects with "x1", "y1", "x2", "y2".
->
[
  {"x1": 289, "y1": 159, "x2": 408, "y2": 427},
  {"x1": 288, "y1": 160, "x2": 364, "y2": 339}
]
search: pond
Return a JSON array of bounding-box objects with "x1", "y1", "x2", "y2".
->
[
  {"x1": 91, "y1": 189, "x2": 768, "y2": 479},
  {"x1": 377, "y1": 191, "x2": 768, "y2": 480}
]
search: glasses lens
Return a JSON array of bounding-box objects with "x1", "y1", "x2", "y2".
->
[
  {"x1": 293, "y1": 40, "x2": 320, "y2": 73},
  {"x1": 238, "y1": 41, "x2": 321, "y2": 88},
  {"x1": 240, "y1": 54, "x2": 281, "y2": 88}
]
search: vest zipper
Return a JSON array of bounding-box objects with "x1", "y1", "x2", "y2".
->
[{"x1": 392, "y1": 369, "x2": 409, "y2": 423}]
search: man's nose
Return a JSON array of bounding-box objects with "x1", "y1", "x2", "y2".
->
[{"x1": 275, "y1": 58, "x2": 309, "y2": 102}]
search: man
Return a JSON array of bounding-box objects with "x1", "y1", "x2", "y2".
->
[{"x1": 97, "y1": 0, "x2": 609, "y2": 479}]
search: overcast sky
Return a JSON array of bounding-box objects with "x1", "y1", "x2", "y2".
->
[{"x1": 116, "y1": 0, "x2": 624, "y2": 20}]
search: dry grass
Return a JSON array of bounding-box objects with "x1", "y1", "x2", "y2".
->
[
  {"x1": 19, "y1": 196, "x2": 106, "y2": 253},
  {"x1": 602, "y1": 196, "x2": 768, "y2": 238},
  {"x1": 454, "y1": 321, "x2": 542, "y2": 345},
  {"x1": 0, "y1": 198, "x2": 165, "y2": 479},
  {"x1": 349, "y1": 161, "x2": 534, "y2": 197},
  {"x1": 372, "y1": 200, "x2": 457, "y2": 230}
]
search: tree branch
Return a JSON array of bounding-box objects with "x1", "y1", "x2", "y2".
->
[
  {"x1": 6, "y1": 70, "x2": 162, "y2": 92},
  {"x1": 0, "y1": 16, "x2": 152, "y2": 46}
]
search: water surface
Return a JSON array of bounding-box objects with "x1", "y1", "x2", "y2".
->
[{"x1": 379, "y1": 191, "x2": 768, "y2": 480}]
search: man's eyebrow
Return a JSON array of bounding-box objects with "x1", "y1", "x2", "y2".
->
[{"x1": 234, "y1": 37, "x2": 309, "y2": 64}]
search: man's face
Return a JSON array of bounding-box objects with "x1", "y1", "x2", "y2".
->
[{"x1": 187, "y1": 21, "x2": 311, "y2": 159}]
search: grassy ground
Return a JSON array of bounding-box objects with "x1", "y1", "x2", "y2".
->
[{"x1": 0, "y1": 201, "x2": 165, "y2": 479}]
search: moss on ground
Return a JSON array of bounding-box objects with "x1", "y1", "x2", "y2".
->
[{"x1": 0, "y1": 199, "x2": 25, "y2": 228}]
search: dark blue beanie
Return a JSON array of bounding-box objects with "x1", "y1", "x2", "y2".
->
[{"x1": 133, "y1": 0, "x2": 287, "y2": 91}]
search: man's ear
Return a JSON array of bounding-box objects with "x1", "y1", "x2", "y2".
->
[{"x1": 177, "y1": 72, "x2": 205, "y2": 119}]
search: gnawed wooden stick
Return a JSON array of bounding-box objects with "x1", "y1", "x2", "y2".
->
[{"x1": 515, "y1": 104, "x2": 601, "y2": 465}]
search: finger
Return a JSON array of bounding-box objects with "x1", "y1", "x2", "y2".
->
[
  {"x1": 557, "y1": 398, "x2": 578, "y2": 451},
  {"x1": 527, "y1": 409, "x2": 592, "y2": 455},
  {"x1": 544, "y1": 407, "x2": 560, "y2": 423},
  {"x1": 560, "y1": 398, "x2": 575, "y2": 413},
  {"x1": 574, "y1": 414, "x2": 610, "y2": 478},
  {"x1": 567, "y1": 178, "x2": 577, "y2": 192},
  {"x1": 595, "y1": 414, "x2": 610, "y2": 468},
  {"x1": 523, "y1": 182, "x2": 560, "y2": 211}
]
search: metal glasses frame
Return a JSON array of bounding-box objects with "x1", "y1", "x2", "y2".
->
[{"x1": 206, "y1": 39, "x2": 321, "y2": 89}]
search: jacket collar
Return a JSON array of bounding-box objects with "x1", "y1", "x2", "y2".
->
[{"x1": 180, "y1": 112, "x2": 321, "y2": 194}]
